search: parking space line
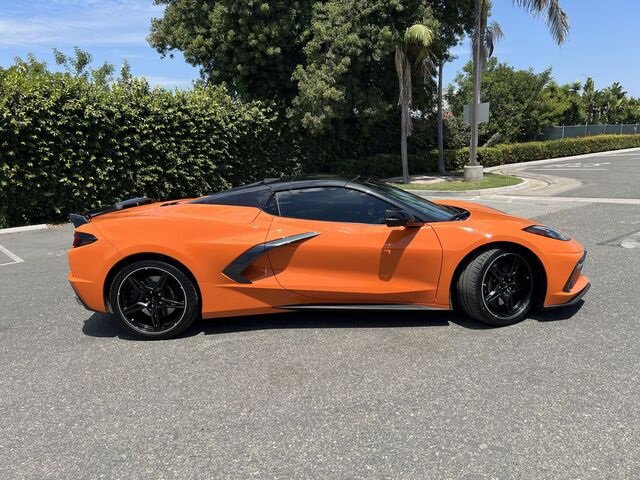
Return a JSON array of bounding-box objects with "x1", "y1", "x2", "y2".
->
[
  {"x1": 527, "y1": 168, "x2": 608, "y2": 171},
  {"x1": 0, "y1": 243, "x2": 25, "y2": 265}
]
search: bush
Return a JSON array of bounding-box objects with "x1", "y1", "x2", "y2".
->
[
  {"x1": 344, "y1": 135, "x2": 640, "y2": 177},
  {"x1": 3, "y1": 61, "x2": 640, "y2": 228},
  {"x1": 0, "y1": 68, "x2": 300, "y2": 227},
  {"x1": 442, "y1": 135, "x2": 640, "y2": 171}
]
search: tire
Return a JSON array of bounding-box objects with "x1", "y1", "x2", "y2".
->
[
  {"x1": 109, "y1": 260, "x2": 199, "y2": 340},
  {"x1": 457, "y1": 248, "x2": 535, "y2": 327}
]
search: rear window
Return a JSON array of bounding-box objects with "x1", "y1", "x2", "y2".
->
[{"x1": 191, "y1": 185, "x2": 272, "y2": 209}]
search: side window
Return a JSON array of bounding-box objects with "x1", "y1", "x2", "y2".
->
[
  {"x1": 263, "y1": 194, "x2": 280, "y2": 215},
  {"x1": 270, "y1": 187, "x2": 391, "y2": 224}
]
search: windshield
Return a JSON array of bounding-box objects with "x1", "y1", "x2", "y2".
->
[{"x1": 361, "y1": 179, "x2": 459, "y2": 222}]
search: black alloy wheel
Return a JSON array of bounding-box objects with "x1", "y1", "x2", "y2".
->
[
  {"x1": 480, "y1": 253, "x2": 533, "y2": 322},
  {"x1": 110, "y1": 260, "x2": 199, "y2": 339}
]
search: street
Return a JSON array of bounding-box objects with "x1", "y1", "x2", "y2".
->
[
  {"x1": 1, "y1": 150, "x2": 639, "y2": 479},
  {"x1": 513, "y1": 148, "x2": 640, "y2": 199}
]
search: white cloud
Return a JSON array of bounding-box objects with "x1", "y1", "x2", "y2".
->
[
  {"x1": 0, "y1": 0, "x2": 162, "y2": 48},
  {"x1": 144, "y1": 76, "x2": 194, "y2": 88}
]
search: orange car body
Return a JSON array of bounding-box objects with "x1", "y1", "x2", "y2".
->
[{"x1": 68, "y1": 182, "x2": 589, "y2": 320}]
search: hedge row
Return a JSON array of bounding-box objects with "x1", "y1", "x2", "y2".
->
[
  {"x1": 0, "y1": 70, "x2": 300, "y2": 227},
  {"x1": 323, "y1": 134, "x2": 640, "y2": 179},
  {"x1": 445, "y1": 135, "x2": 640, "y2": 170},
  {"x1": 2, "y1": 66, "x2": 640, "y2": 228}
]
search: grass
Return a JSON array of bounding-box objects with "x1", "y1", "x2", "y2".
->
[{"x1": 393, "y1": 172, "x2": 522, "y2": 191}]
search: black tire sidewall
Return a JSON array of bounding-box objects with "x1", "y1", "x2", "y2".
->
[{"x1": 458, "y1": 248, "x2": 534, "y2": 327}]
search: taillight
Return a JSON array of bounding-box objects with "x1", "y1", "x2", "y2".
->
[{"x1": 72, "y1": 232, "x2": 97, "y2": 248}]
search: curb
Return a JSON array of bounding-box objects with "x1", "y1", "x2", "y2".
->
[
  {"x1": 406, "y1": 175, "x2": 534, "y2": 196},
  {"x1": 0, "y1": 224, "x2": 49, "y2": 235}
]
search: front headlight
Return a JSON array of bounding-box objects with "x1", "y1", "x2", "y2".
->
[{"x1": 523, "y1": 225, "x2": 571, "y2": 241}]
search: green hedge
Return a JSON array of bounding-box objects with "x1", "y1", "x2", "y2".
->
[
  {"x1": 318, "y1": 135, "x2": 640, "y2": 181},
  {"x1": 3, "y1": 64, "x2": 640, "y2": 228},
  {"x1": 441, "y1": 135, "x2": 640, "y2": 170},
  {"x1": 0, "y1": 70, "x2": 300, "y2": 227}
]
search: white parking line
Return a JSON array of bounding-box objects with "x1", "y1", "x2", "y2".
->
[
  {"x1": 528, "y1": 168, "x2": 608, "y2": 171},
  {"x1": 0, "y1": 243, "x2": 25, "y2": 266},
  {"x1": 470, "y1": 195, "x2": 640, "y2": 205}
]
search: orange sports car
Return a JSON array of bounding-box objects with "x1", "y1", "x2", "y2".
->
[{"x1": 67, "y1": 177, "x2": 590, "y2": 339}]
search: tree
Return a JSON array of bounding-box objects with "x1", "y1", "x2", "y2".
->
[
  {"x1": 149, "y1": 1, "x2": 474, "y2": 135},
  {"x1": 540, "y1": 80, "x2": 583, "y2": 126},
  {"x1": 466, "y1": 0, "x2": 568, "y2": 181},
  {"x1": 395, "y1": 24, "x2": 434, "y2": 183},
  {"x1": 431, "y1": 30, "x2": 463, "y2": 176},
  {"x1": 149, "y1": 1, "x2": 313, "y2": 103},
  {"x1": 436, "y1": 58, "x2": 446, "y2": 175},
  {"x1": 582, "y1": 77, "x2": 596, "y2": 123},
  {"x1": 448, "y1": 58, "x2": 555, "y2": 142},
  {"x1": 53, "y1": 47, "x2": 115, "y2": 87}
]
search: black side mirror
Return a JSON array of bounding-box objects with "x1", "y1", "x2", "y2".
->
[{"x1": 385, "y1": 209, "x2": 422, "y2": 228}]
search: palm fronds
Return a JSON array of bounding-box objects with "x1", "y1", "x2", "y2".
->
[{"x1": 513, "y1": 0, "x2": 569, "y2": 44}]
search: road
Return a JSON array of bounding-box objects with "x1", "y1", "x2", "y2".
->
[
  {"x1": 514, "y1": 148, "x2": 640, "y2": 199},
  {"x1": 1, "y1": 151, "x2": 639, "y2": 479}
]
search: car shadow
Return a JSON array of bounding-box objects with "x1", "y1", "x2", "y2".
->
[
  {"x1": 82, "y1": 301, "x2": 585, "y2": 341},
  {"x1": 530, "y1": 300, "x2": 586, "y2": 322}
]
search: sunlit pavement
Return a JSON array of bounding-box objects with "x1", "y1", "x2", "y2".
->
[{"x1": 1, "y1": 156, "x2": 639, "y2": 478}]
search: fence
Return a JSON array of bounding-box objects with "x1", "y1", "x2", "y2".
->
[{"x1": 543, "y1": 123, "x2": 640, "y2": 140}]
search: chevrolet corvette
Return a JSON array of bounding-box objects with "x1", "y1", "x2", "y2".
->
[{"x1": 67, "y1": 176, "x2": 590, "y2": 339}]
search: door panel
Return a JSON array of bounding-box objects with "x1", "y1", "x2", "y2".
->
[{"x1": 266, "y1": 216, "x2": 443, "y2": 304}]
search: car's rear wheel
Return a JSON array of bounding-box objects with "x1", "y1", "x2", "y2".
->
[
  {"x1": 109, "y1": 260, "x2": 199, "y2": 339},
  {"x1": 457, "y1": 248, "x2": 535, "y2": 326}
]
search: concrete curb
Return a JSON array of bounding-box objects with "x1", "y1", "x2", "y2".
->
[
  {"x1": 0, "y1": 224, "x2": 49, "y2": 235},
  {"x1": 407, "y1": 176, "x2": 534, "y2": 196}
]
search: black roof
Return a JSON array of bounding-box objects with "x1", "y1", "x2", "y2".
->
[
  {"x1": 237, "y1": 175, "x2": 359, "y2": 192},
  {"x1": 189, "y1": 175, "x2": 459, "y2": 222},
  {"x1": 191, "y1": 175, "x2": 362, "y2": 208}
]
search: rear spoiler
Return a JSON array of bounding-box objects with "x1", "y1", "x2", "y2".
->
[{"x1": 69, "y1": 197, "x2": 154, "y2": 228}]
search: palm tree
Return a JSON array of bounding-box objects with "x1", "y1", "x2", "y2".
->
[
  {"x1": 468, "y1": 0, "x2": 502, "y2": 173},
  {"x1": 568, "y1": 81, "x2": 582, "y2": 96},
  {"x1": 395, "y1": 24, "x2": 434, "y2": 184},
  {"x1": 436, "y1": 58, "x2": 446, "y2": 176},
  {"x1": 466, "y1": 0, "x2": 569, "y2": 181}
]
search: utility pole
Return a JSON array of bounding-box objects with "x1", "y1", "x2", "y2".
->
[{"x1": 465, "y1": 0, "x2": 484, "y2": 182}]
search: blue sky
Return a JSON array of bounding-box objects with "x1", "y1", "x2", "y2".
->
[{"x1": 0, "y1": 0, "x2": 638, "y2": 95}]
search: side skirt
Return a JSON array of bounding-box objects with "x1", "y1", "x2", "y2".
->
[{"x1": 278, "y1": 304, "x2": 450, "y2": 312}]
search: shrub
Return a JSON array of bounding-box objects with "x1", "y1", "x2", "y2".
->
[
  {"x1": 0, "y1": 69, "x2": 300, "y2": 227},
  {"x1": 3, "y1": 62, "x2": 640, "y2": 228},
  {"x1": 441, "y1": 135, "x2": 640, "y2": 171},
  {"x1": 347, "y1": 135, "x2": 640, "y2": 177}
]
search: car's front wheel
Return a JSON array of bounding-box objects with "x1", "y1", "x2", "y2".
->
[
  {"x1": 457, "y1": 248, "x2": 535, "y2": 326},
  {"x1": 109, "y1": 260, "x2": 199, "y2": 339}
]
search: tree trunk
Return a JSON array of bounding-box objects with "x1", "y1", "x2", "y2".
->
[
  {"x1": 400, "y1": 104, "x2": 409, "y2": 183},
  {"x1": 437, "y1": 60, "x2": 445, "y2": 176},
  {"x1": 469, "y1": 0, "x2": 482, "y2": 168}
]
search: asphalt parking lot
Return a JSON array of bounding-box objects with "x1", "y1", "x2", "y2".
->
[{"x1": 1, "y1": 152, "x2": 639, "y2": 479}]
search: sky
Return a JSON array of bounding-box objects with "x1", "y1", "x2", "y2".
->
[{"x1": 0, "y1": 0, "x2": 638, "y2": 95}]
